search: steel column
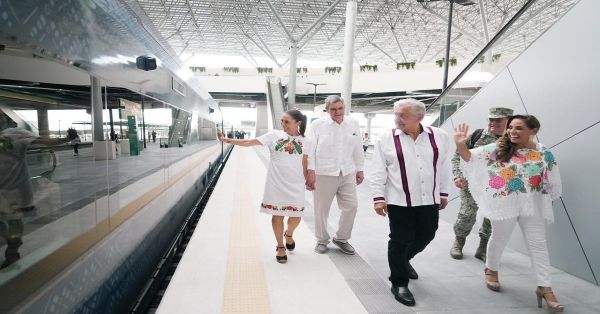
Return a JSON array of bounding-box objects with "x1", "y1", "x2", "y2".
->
[
  {"x1": 91, "y1": 76, "x2": 104, "y2": 141},
  {"x1": 341, "y1": 0, "x2": 358, "y2": 114},
  {"x1": 443, "y1": 0, "x2": 454, "y2": 90},
  {"x1": 288, "y1": 41, "x2": 298, "y2": 108}
]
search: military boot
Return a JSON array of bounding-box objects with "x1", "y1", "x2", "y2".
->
[
  {"x1": 474, "y1": 238, "x2": 488, "y2": 262},
  {"x1": 450, "y1": 237, "x2": 466, "y2": 259}
]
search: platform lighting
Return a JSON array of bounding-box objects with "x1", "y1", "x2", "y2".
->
[
  {"x1": 306, "y1": 82, "x2": 327, "y2": 110},
  {"x1": 416, "y1": 0, "x2": 475, "y2": 90}
]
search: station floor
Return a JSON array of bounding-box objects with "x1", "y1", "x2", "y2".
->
[{"x1": 157, "y1": 146, "x2": 600, "y2": 314}]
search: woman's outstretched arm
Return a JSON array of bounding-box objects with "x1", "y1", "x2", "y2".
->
[{"x1": 217, "y1": 129, "x2": 261, "y2": 147}]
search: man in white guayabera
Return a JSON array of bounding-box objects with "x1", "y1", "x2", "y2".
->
[
  {"x1": 369, "y1": 98, "x2": 453, "y2": 306},
  {"x1": 305, "y1": 95, "x2": 364, "y2": 255}
]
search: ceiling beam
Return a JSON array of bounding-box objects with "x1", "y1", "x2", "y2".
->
[
  {"x1": 494, "y1": 0, "x2": 555, "y2": 48},
  {"x1": 281, "y1": 22, "x2": 325, "y2": 67},
  {"x1": 368, "y1": 41, "x2": 398, "y2": 64},
  {"x1": 390, "y1": 27, "x2": 408, "y2": 62},
  {"x1": 419, "y1": 41, "x2": 433, "y2": 63},
  {"x1": 427, "y1": 33, "x2": 463, "y2": 61},
  {"x1": 242, "y1": 33, "x2": 280, "y2": 67},
  {"x1": 297, "y1": 0, "x2": 344, "y2": 42},
  {"x1": 241, "y1": 43, "x2": 260, "y2": 68},
  {"x1": 184, "y1": 0, "x2": 205, "y2": 41},
  {"x1": 420, "y1": 4, "x2": 484, "y2": 46},
  {"x1": 264, "y1": 0, "x2": 294, "y2": 42}
]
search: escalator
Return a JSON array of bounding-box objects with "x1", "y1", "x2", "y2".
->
[
  {"x1": 265, "y1": 77, "x2": 286, "y2": 130},
  {"x1": 168, "y1": 109, "x2": 191, "y2": 147}
]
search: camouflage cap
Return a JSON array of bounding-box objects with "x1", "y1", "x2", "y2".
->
[{"x1": 488, "y1": 107, "x2": 514, "y2": 118}]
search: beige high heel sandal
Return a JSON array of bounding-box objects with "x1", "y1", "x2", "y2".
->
[
  {"x1": 484, "y1": 268, "x2": 501, "y2": 291},
  {"x1": 536, "y1": 286, "x2": 564, "y2": 313}
]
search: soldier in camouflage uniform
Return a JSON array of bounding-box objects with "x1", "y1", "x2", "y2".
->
[{"x1": 450, "y1": 107, "x2": 513, "y2": 262}]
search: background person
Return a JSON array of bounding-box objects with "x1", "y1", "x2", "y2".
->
[
  {"x1": 67, "y1": 128, "x2": 81, "y2": 156},
  {"x1": 454, "y1": 115, "x2": 564, "y2": 312},
  {"x1": 305, "y1": 95, "x2": 364, "y2": 255},
  {"x1": 362, "y1": 132, "x2": 370, "y2": 152},
  {"x1": 450, "y1": 107, "x2": 513, "y2": 261},
  {"x1": 218, "y1": 110, "x2": 310, "y2": 264}
]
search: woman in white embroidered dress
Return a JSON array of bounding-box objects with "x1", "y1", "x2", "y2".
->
[
  {"x1": 217, "y1": 110, "x2": 310, "y2": 264},
  {"x1": 455, "y1": 115, "x2": 564, "y2": 313}
]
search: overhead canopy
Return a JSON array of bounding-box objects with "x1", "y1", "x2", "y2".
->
[{"x1": 136, "y1": 0, "x2": 576, "y2": 67}]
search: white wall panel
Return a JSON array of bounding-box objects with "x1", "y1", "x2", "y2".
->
[
  {"x1": 547, "y1": 200, "x2": 596, "y2": 283},
  {"x1": 507, "y1": 0, "x2": 600, "y2": 147},
  {"x1": 448, "y1": 69, "x2": 526, "y2": 130},
  {"x1": 548, "y1": 122, "x2": 600, "y2": 284}
]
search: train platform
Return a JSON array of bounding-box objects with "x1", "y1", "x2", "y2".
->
[{"x1": 157, "y1": 146, "x2": 600, "y2": 314}]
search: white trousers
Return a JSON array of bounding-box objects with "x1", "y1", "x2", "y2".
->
[
  {"x1": 313, "y1": 174, "x2": 358, "y2": 244},
  {"x1": 486, "y1": 212, "x2": 551, "y2": 287}
]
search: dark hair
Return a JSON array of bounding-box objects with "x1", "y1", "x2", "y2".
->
[
  {"x1": 496, "y1": 114, "x2": 541, "y2": 162},
  {"x1": 285, "y1": 109, "x2": 307, "y2": 136},
  {"x1": 67, "y1": 127, "x2": 79, "y2": 140}
]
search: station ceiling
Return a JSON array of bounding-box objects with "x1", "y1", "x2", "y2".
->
[{"x1": 135, "y1": 0, "x2": 576, "y2": 67}]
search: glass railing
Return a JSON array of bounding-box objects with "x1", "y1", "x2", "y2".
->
[{"x1": 427, "y1": 0, "x2": 579, "y2": 126}]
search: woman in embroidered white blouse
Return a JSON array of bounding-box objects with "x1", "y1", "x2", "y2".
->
[
  {"x1": 218, "y1": 110, "x2": 310, "y2": 264},
  {"x1": 455, "y1": 115, "x2": 564, "y2": 313}
]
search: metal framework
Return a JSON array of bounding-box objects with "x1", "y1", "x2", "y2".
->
[{"x1": 136, "y1": 0, "x2": 577, "y2": 67}]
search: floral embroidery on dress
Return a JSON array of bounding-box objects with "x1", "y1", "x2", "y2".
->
[
  {"x1": 526, "y1": 150, "x2": 543, "y2": 161},
  {"x1": 489, "y1": 176, "x2": 506, "y2": 189},
  {"x1": 507, "y1": 177, "x2": 525, "y2": 192},
  {"x1": 274, "y1": 137, "x2": 304, "y2": 154},
  {"x1": 543, "y1": 151, "x2": 557, "y2": 170},
  {"x1": 485, "y1": 148, "x2": 556, "y2": 198},
  {"x1": 499, "y1": 167, "x2": 516, "y2": 180},
  {"x1": 261, "y1": 203, "x2": 304, "y2": 212},
  {"x1": 511, "y1": 154, "x2": 527, "y2": 164}
]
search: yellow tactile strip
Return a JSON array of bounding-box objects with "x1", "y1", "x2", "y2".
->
[{"x1": 222, "y1": 149, "x2": 271, "y2": 314}]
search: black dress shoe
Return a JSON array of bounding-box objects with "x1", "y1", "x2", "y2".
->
[
  {"x1": 391, "y1": 286, "x2": 416, "y2": 306},
  {"x1": 407, "y1": 262, "x2": 418, "y2": 280}
]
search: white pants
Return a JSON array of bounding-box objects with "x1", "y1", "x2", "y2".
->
[
  {"x1": 486, "y1": 212, "x2": 551, "y2": 287},
  {"x1": 313, "y1": 174, "x2": 358, "y2": 244}
]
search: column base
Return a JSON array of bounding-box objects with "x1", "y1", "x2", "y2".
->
[{"x1": 93, "y1": 141, "x2": 117, "y2": 160}]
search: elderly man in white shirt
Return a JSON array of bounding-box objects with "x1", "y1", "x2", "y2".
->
[
  {"x1": 369, "y1": 98, "x2": 453, "y2": 307},
  {"x1": 306, "y1": 95, "x2": 365, "y2": 255}
]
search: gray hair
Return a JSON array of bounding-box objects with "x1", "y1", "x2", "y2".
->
[
  {"x1": 393, "y1": 98, "x2": 426, "y2": 115},
  {"x1": 324, "y1": 95, "x2": 344, "y2": 109}
]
